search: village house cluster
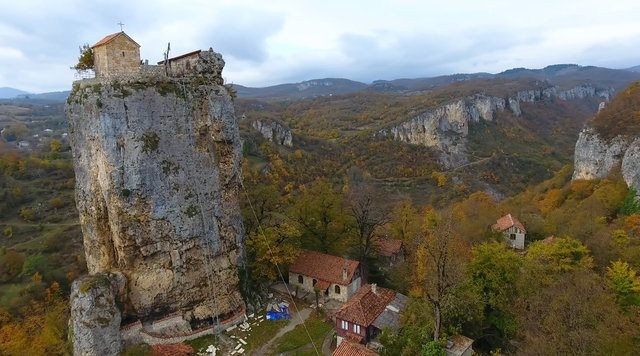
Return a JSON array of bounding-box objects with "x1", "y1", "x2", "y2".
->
[{"x1": 284, "y1": 212, "x2": 530, "y2": 355}]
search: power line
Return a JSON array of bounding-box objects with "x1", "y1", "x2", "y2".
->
[{"x1": 240, "y1": 180, "x2": 320, "y2": 355}]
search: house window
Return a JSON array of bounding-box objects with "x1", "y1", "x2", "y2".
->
[
  {"x1": 353, "y1": 324, "x2": 360, "y2": 334},
  {"x1": 510, "y1": 233, "x2": 516, "y2": 240},
  {"x1": 335, "y1": 285, "x2": 341, "y2": 294},
  {"x1": 297, "y1": 275, "x2": 303, "y2": 284},
  {"x1": 122, "y1": 51, "x2": 125, "y2": 57},
  {"x1": 341, "y1": 320, "x2": 348, "y2": 329},
  {"x1": 312, "y1": 279, "x2": 317, "y2": 286}
]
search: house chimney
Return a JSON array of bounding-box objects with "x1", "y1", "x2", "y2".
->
[
  {"x1": 342, "y1": 267, "x2": 348, "y2": 281},
  {"x1": 371, "y1": 283, "x2": 377, "y2": 295}
]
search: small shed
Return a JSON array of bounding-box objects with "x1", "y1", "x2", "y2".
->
[{"x1": 445, "y1": 335, "x2": 474, "y2": 356}]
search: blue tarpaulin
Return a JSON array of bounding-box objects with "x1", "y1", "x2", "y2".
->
[{"x1": 266, "y1": 305, "x2": 290, "y2": 320}]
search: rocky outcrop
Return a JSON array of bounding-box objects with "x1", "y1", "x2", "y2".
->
[
  {"x1": 507, "y1": 84, "x2": 612, "y2": 116},
  {"x1": 251, "y1": 119, "x2": 293, "y2": 147},
  {"x1": 70, "y1": 272, "x2": 126, "y2": 356},
  {"x1": 573, "y1": 128, "x2": 640, "y2": 191},
  {"x1": 66, "y1": 49, "x2": 246, "y2": 329},
  {"x1": 377, "y1": 84, "x2": 612, "y2": 168},
  {"x1": 376, "y1": 94, "x2": 505, "y2": 167}
]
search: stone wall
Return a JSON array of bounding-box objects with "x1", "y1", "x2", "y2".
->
[
  {"x1": 94, "y1": 35, "x2": 140, "y2": 78},
  {"x1": 121, "y1": 308, "x2": 246, "y2": 346}
]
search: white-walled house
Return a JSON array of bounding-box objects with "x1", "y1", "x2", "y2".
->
[
  {"x1": 492, "y1": 214, "x2": 526, "y2": 249},
  {"x1": 288, "y1": 250, "x2": 361, "y2": 302}
]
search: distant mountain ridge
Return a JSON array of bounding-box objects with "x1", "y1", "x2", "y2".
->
[
  {"x1": 2, "y1": 64, "x2": 639, "y2": 103},
  {"x1": 233, "y1": 64, "x2": 640, "y2": 101},
  {"x1": 0, "y1": 87, "x2": 29, "y2": 99}
]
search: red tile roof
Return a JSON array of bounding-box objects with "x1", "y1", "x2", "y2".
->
[
  {"x1": 150, "y1": 343, "x2": 194, "y2": 356},
  {"x1": 333, "y1": 340, "x2": 378, "y2": 356},
  {"x1": 289, "y1": 250, "x2": 359, "y2": 285},
  {"x1": 335, "y1": 284, "x2": 396, "y2": 327},
  {"x1": 376, "y1": 238, "x2": 403, "y2": 257},
  {"x1": 92, "y1": 32, "x2": 140, "y2": 48},
  {"x1": 492, "y1": 214, "x2": 526, "y2": 233}
]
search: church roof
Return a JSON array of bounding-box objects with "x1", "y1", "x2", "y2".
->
[
  {"x1": 289, "y1": 250, "x2": 359, "y2": 285},
  {"x1": 492, "y1": 214, "x2": 526, "y2": 233},
  {"x1": 92, "y1": 32, "x2": 140, "y2": 48}
]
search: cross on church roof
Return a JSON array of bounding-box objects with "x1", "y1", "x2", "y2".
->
[{"x1": 118, "y1": 22, "x2": 125, "y2": 31}]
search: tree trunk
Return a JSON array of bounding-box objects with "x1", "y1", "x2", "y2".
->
[{"x1": 433, "y1": 304, "x2": 441, "y2": 341}]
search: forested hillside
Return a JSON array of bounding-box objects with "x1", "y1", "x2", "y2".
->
[{"x1": 1, "y1": 72, "x2": 639, "y2": 354}]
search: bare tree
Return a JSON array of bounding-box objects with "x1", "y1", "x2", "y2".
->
[
  {"x1": 349, "y1": 188, "x2": 387, "y2": 283},
  {"x1": 417, "y1": 211, "x2": 469, "y2": 341}
]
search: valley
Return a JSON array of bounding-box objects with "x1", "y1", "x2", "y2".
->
[{"x1": 1, "y1": 62, "x2": 640, "y2": 355}]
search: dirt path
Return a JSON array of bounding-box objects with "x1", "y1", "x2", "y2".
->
[
  {"x1": 253, "y1": 307, "x2": 312, "y2": 355},
  {"x1": 321, "y1": 330, "x2": 334, "y2": 355}
]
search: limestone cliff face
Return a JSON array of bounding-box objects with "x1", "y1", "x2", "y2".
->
[
  {"x1": 573, "y1": 128, "x2": 640, "y2": 191},
  {"x1": 70, "y1": 272, "x2": 126, "y2": 356},
  {"x1": 377, "y1": 84, "x2": 612, "y2": 168},
  {"x1": 251, "y1": 119, "x2": 293, "y2": 147},
  {"x1": 376, "y1": 94, "x2": 505, "y2": 167},
  {"x1": 66, "y1": 53, "x2": 245, "y2": 323}
]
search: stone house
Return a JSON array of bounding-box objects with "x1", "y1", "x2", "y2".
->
[
  {"x1": 334, "y1": 284, "x2": 407, "y2": 347},
  {"x1": 91, "y1": 31, "x2": 141, "y2": 77},
  {"x1": 289, "y1": 250, "x2": 361, "y2": 303},
  {"x1": 492, "y1": 213, "x2": 526, "y2": 249},
  {"x1": 445, "y1": 335, "x2": 474, "y2": 356},
  {"x1": 158, "y1": 50, "x2": 202, "y2": 76},
  {"x1": 376, "y1": 238, "x2": 404, "y2": 268}
]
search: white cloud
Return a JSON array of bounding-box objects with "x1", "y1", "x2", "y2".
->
[{"x1": 0, "y1": 0, "x2": 639, "y2": 91}]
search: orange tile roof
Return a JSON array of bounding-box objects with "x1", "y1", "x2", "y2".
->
[
  {"x1": 492, "y1": 214, "x2": 526, "y2": 233},
  {"x1": 376, "y1": 238, "x2": 403, "y2": 257},
  {"x1": 289, "y1": 250, "x2": 359, "y2": 285},
  {"x1": 335, "y1": 284, "x2": 396, "y2": 327},
  {"x1": 315, "y1": 279, "x2": 331, "y2": 291},
  {"x1": 92, "y1": 31, "x2": 140, "y2": 48},
  {"x1": 333, "y1": 340, "x2": 378, "y2": 356},
  {"x1": 151, "y1": 343, "x2": 194, "y2": 356}
]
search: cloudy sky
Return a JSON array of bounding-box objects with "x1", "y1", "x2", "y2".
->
[{"x1": 1, "y1": 0, "x2": 639, "y2": 92}]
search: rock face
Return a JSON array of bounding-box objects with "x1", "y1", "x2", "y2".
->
[
  {"x1": 251, "y1": 119, "x2": 293, "y2": 147},
  {"x1": 573, "y1": 128, "x2": 640, "y2": 191},
  {"x1": 377, "y1": 84, "x2": 613, "y2": 168},
  {"x1": 70, "y1": 272, "x2": 126, "y2": 356},
  {"x1": 66, "y1": 49, "x2": 246, "y2": 325}
]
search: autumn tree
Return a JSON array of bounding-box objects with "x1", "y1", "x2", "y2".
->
[
  {"x1": 387, "y1": 200, "x2": 422, "y2": 243},
  {"x1": 291, "y1": 178, "x2": 349, "y2": 254},
  {"x1": 520, "y1": 237, "x2": 593, "y2": 292},
  {"x1": 468, "y1": 242, "x2": 522, "y2": 348},
  {"x1": 73, "y1": 44, "x2": 94, "y2": 71},
  {"x1": 414, "y1": 212, "x2": 470, "y2": 341},
  {"x1": 606, "y1": 260, "x2": 640, "y2": 308},
  {"x1": 516, "y1": 269, "x2": 637, "y2": 355},
  {"x1": 246, "y1": 222, "x2": 301, "y2": 282},
  {"x1": 348, "y1": 187, "x2": 387, "y2": 282}
]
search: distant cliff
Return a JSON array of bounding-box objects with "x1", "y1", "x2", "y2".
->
[
  {"x1": 66, "y1": 49, "x2": 246, "y2": 341},
  {"x1": 377, "y1": 84, "x2": 613, "y2": 168},
  {"x1": 251, "y1": 119, "x2": 293, "y2": 147},
  {"x1": 573, "y1": 82, "x2": 640, "y2": 191}
]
